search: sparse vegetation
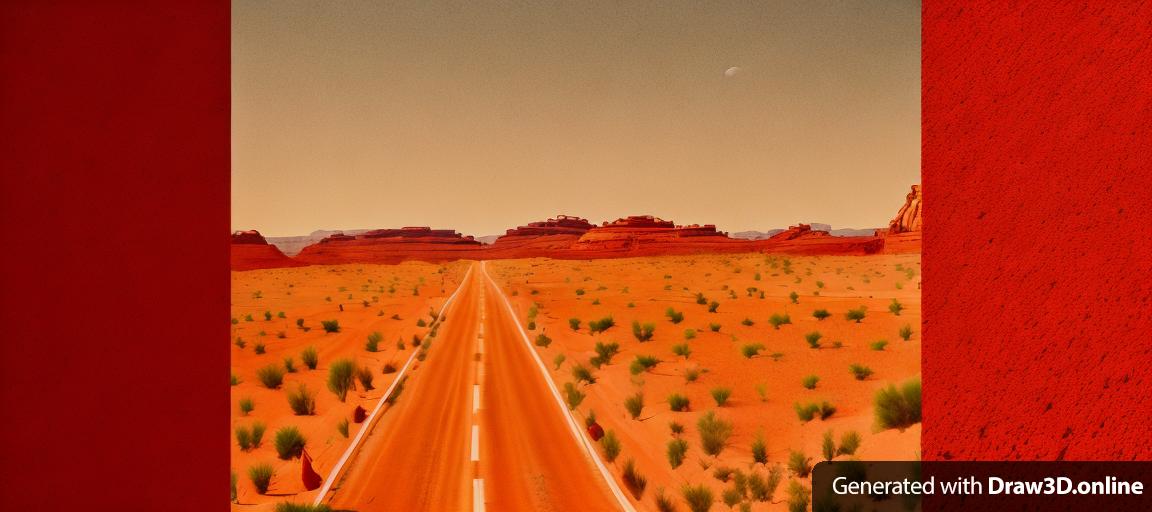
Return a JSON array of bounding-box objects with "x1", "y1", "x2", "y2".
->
[
  {"x1": 600, "y1": 430, "x2": 621, "y2": 462},
  {"x1": 301, "y1": 346, "x2": 318, "y2": 370},
  {"x1": 672, "y1": 343, "x2": 692, "y2": 359},
  {"x1": 710, "y1": 387, "x2": 732, "y2": 406},
  {"x1": 553, "y1": 353, "x2": 566, "y2": 370},
  {"x1": 569, "y1": 318, "x2": 581, "y2": 330},
  {"x1": 669, "y1": 421, "x2": 685, "y2": 436},
  {"x1": 788, "y1": 291, "x2": 799, "y2": 304},
  {"x1": 768, "y1": 313, "x2": 792, "y2": 330},
  {"x1": 666, "y1": 307, "x2": 685, "y2": 324},
  {"x1": 239, "y1": 397, "x2": 254, "y2": 416},
  {"x1": 356, "y1": 364, "x2": 374, "y2": 391},
  {"x1": 254, "y1": 341, "x2": 266, "y2": 355},
  {"x1": 849, "y1": 364, "x2": 874, "y2": 380},
  {"x1": 535, "y1": 333, "x2": 552, "y2": 348},
  {"x1": 794, "y1": 402, "x2": 819, "y2": 422},
  {"x1": 751, "y1": 433, "x2": 768, "y2": 464},
  {"x1": 321, "y1": 319, "x2": 340, "y2": 333},
  {"x1": 683, "y1": 329, "x2": 696, "y2": 340},
  {"x1": 589, "y1": 316, "x2": 615, "y2": 334},
  {"x1": 786, "y1": 480, "x2": 810, "y2": 512},
  {"x1": 337, "y1": 418, "x2": 349, "y2": 438},
  {"x1": 684, "y1": 366, "x2": 702, "y2": 383},
  {"x1": 622, "y1": 458, "x2": 647, "y2": 499},
  {"x1": 625, "y1": 391, "x2": 644, "y2": 419},
  {"x1": 697, "y1": 411, "x2": 734, "y2": 456},
  {"x1": 899, "y1": 323, "x2": 914, "y2": 340},
  {"x1": 256, "y1": 364, "x2": 285, "y2": 389},
  {"x1": 875, "y1": 378, "x2": 922, "y2": 430},
  {"x1": 563, "y1": 382, "x2": 585, "y2": 409},
  {"x1": 275, "y1": 503, "x2": 332, "y2": 512},
  {"x1": 845, "y1": 306, "x2": 867, "y2": 323},
  {"x1": 668, "y1": 393, "x2": 690, "y2": 412},
  {"x1": 655, "y1": 488, "x2": 678, "y2": 512},
  {"x1": 632, "y1": 321, "x2": 656, "y2": 342},
  {"x1": 870, "y1": 339, "x2": 889, "y2": 351},
  {"x1": 366, "y1": 331, "x2": 382, "y2": 352},
  {"x1": 572, "y1": 363, "x2": 596, "y2": 384},
  {"x1": 708, "y1": 301, "x2": 720, "y2": 313},
  {"x1": 681, "y1": 484, "x2": 714, "y2": 512},
  {"x1": 741, "y1": 317, "x2": 754, "y2": 326},
  {"x1": 327, "y1": 359, "x2": 357, "y2": 402},
  {"x1": 838, "y1": 430, "x2": 862, "y2": 456},
  {"x1": 787, "y1": 450, "x2": 812, "y2": 477},
  {"x1": 812, "y1": 309, "x2": 831, "y2": 321},
  {"x1": 889, "y1": 299, "x2": 904, "y2": 316},
  {"x1": 708, "y1": 322, "x2": 721, "y2": 332},
  {"x1": 740, "y1": 343, "x2": 765, "y2": 359},
  {"x1": 804, "y1": 331, "x2": 823, "y2": 349},
  {"x1": 274, "y1": 426, "x2": 306, "y2": 460},
  {"x1": 630, "y1": 355, "x2": 661, "y2": 375},
  {"x1": 286, "y1": 384, "x2": 316, "y2": 415},
  {"x1": 822, "y1": 430, "x2": 836, "y2": 461},
  {"x1": 591, "y1": 341, "x2": 620, "y2": 367},
  {"x1": 248, "y1": 463, "x2": 274, "y2": 495},
  {"x1": 667, "y1": 438, "x2": 689, "y2": 469}
]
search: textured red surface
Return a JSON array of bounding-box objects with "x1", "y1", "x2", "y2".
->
[{"x1": 923, "y1": 1, "x2": 1152, "y2": 460}]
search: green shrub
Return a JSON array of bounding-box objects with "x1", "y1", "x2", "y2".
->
[
  {"x1": 682, "y1": 484, "x2": 713, "y2": 512},
  {"x1": 630, "y1": 355, "x2": 660, "y2": 375},
  {"x1": 256, "y1": 364, "x2": 284, "y2": 389},
  {"x1": 786, "y1": 481, "x2": 809, "y2": 512},
  {"x1": 804, "y1": 331, "x2": 823, "y2": 349},
  {"x1": 235, "y1": 425, "x2": 253, "y2": 451},
  {"x1": 801, "y1": 375, "x2": 819, "y2": 390},
  {"x1": 300, "y1": 346, "x2": 318, "y2": 370},
  {"x1": 244, "y1": 314, "x2": 254, "y2": 322},
  {"x1": 822, "y1": 430, "x2": 836, "y2": 461},
  {"x1": 741, "y1": 317, "x2": 754, "y2": 326},
  {"x1": 812, "y1": 309, "x2": 831, "y2": 321},
  {"x1": 327, "y1": 359, "x2": 357, "y2": 401},
  {"x1": 553, "y1": 353, "x2": 566, "y2": 370},
  {"x1": 286, "y1": 384, "x2": 316, "y2": 415},
  {"x1": 235, "y1": 338, "x2": 246, "y2": 350},
  {"x1": 710, "y1": 387, "x2": 732, "y2": 406},
  {"x1": 274, "y1": 503, "x2": 333, "y2": 512},
  {"x1": 708, "y1": 301, "x2": 720, "y2": 313},
  {"x1": 849, "y1": 364, "x2": 874, "y2": 380},
  {"x1": 740, "y1": 343, "x2": 765, "y2": 359},
  {"x1": 756, "y1": 383, "x2": 768, "y2": 401},
  {"x1": 668, "y1": 393, "x2": 690, "y2": 412},
  {"x1": 788, "y1": 291, "x2": 799, "y2": 304},
  {"x1": 819, "y1": 401, "x2": 836, "y2": 419},
  {"x1": 672, "y1": 343, "x2": 692, "y2": 359},
  {"x1": 666, "y1": 307, "x2": 684, "y2": 324},
  {"x1": 655, "y1": 488, "x2": 677, "y2": 512},
  {"x1": 899, "y1": 324, "x2": 914, "y2": 340},
  {"x1": 572, "y1": 363, "x2": 596, "y2": 384},
  {"x1": 708, "y1": 322, "x2": 721, "y2": 332},
  {"x1": 794, "y1": 402, "x2": 819, "y2": 422},
  {"x1": 845, "y1": 307, "x2": 867, "y2": 323},
  {"x1": 575, "y1": 288, "x2": 586, "y2": 296},
  {"x1": 248, "y1": 463, "x2": 274, "y2": 494},
  {"x1": 721, "y1": 487, "x2": 741, "y2": 508},
  {"x1": 337, "y1": 418, "x2": 349, "y2": 438},
  {"x1": 254, "y1": 342, "x2": 266, "y2": 355},
  {"x1": 264, "y1": 311, "x2": 273, "y2": 321},
  {"x1": 751, "y1": 433, "x2": 768, "y2": 464},
  {"x1": 238, "y1": 397, "x2": 254, "y2": 416},
  {"x1": 768, "y1": 313, "x2": 792, "y2": 330},
  {"x1": 366, "y1": 331, "x2": 382, "y2": 352},
  {"x1": 632, "y1": 321, "x2": 655, "y2": 342},
  {"x1": 875, "y1": 378, "x2": 922, "y2": 430},
  {"x1": 231, "y1": 470, "x2": 238, "y2": 502},
  {"x1": 666, "y1": 438, "x2": 689, "y2": 468},
  {"x1": 622, "y1": 458, "x2": 647, "y2": 499},
  {"x1": 563, "y1": 382, "x2": 585, "y2": 409},
  {"x1": 356, "y1": 365, "x2": 374, "y2": 391},
  {"x1": 535, "y1": 333, "x2": 552, "y2": 348},
  {"x1": 625, "y1": 391, "x2": 644, "y2": 419},
  {"x1": 684, "y1": 366, "x2": 702, "y2": 383},
  {"x1": 787, "y1": 450, "x2": 812, "y2": 477},
  {"x1": 669, "y1": 421, "x2": 685, "y2": 436},
  {"x1": 838, "y1": 430, "x2": 862, "y2": 456},
  {"x1": 321, "y1": 319, "x2": 340, "y2": 333},
  {"x1": 889, "y1": 299, "x2": 904, "y2": 316},
  {"x1": 870, "y1": 340, "x2": 889, "y2": 351},
  {"x1": 683, "y1": 329, "x2": 696, "y2": 340},
  {"x1": 589, "y1": 316, "x2": 615, "y2": 333},
  {"x1": 274, "y1": 426, "x2": 306, "y2": 460},
  {"x1": 282, "y1": 357, "x2": 297, "y2": 373},
  {"x1": 600, "y1": 430, "x2": 621, "y2": 462},
  {"x1": 416, "y1": 318, "x2": 427, "y2": 327},
  {"x1": 569, "y1": 318, "x2": 581, "y2": 330},
  {"x1": 230, "y1": 372, "x2": 240, "y2": 386},
  {"x1": 296, "y1": 318, "x2": 305, "y2": 328},
  {"x1": 382, "y1": 362, "x2": 397, "y2": 374},
  {"x1": 697, "y1": 411, "x2": 734, "y2": 456},
  {"x1": 591, "y1": 341, "x2": 620, "y2": 367}
]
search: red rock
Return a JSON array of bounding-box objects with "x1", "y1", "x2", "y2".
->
[
  {"x1": 295, "y1": 227, "x2": 483, "y2": 265},
  {"x1": 231, "y1": 229, "x2": 269, "y2": 245},
  {"x1": 231, "y1": 230, "x2": 305, "y2": 271},
  {"x1": 882, "y1": 185, "x2": 923, "y2": 253}
]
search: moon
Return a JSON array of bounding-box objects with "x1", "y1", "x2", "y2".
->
[{"x1": 724, "y1": 66, "x2": 741, "y2": 77}]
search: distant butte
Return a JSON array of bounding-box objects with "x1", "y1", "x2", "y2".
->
[{"x1": 230, "y1": 186, "x2": 921, "y2": 270}]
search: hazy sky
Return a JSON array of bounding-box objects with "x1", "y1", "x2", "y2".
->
[{"x1": 233, "y1": 1, "x2": 920, "y2": 237}]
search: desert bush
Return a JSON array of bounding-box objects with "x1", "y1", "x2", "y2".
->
[
  {"x1": 286, "y1": 384, "x2": 317, "y2": 415},
  {"x1": 697, "y1": 411, "x2": 734, "y2": 456},
  {"x1": 248, "y1": 463, "x2": 274, "y2": 494},
  {"x1": 787, "y1": 450, "x2": 811, "y2": 477},
  {"x1": 277, "y1": 331, "x2": 287, "y2": 339},
  {"x1": 722, "y1": 487, "x2": 741, "y2": 509},
  {"x1": 239, "y1": 397, "x2": 254, "y2": 416},
  {"x1": 382, "y1": 361, "x2": 397, "y2": 374},
  {"x1": 741, "y1": 317, "x2": 754, "y2": 326},
  {"x1": 235, "y1": 425, "x2": 253, "y2": 451},
  {"x1": 655, "y1": 487, "x2": 678, "y2": 512},
  {"x1": 632, "y1": 321, "x2": 656, "y2": 342},
  {"x1": 899, "y1": 324, "x2": 914, "y2": 340},
  {"x1": 849, "y1": 364, "x2": 873, "y2": 380},
  {"x1": 819, "y1": 401, "x2": 836, "y2": 419},
  {"x1": 889, "y1": 299, "x2": 904, "y2": 316},
  {"x1": 666, "y1": 307, "x2": 685, "y2": 324},
  {"x1": 321, "y1": 319, "x2": 340, "y2": 333},
  {"x1": 875, "y1": 378, "x2": 922, "y2": 430},
  {"x1": 788, "y1": 291, "x2": 799, "y2": 304},
  {"x1": 235, "y1": 338, "x2": 246, "y2": 350},
  {"x1": 845, "y1": 306, "x2": 867, "y2": 323},
  {"x1": 838, "y1": 430, "x2": 862, "y2": 456},
  {"x1": 822, "y1": 430, "x2": 836, "y2": 461},
  {"x1": 630, "y1": 355, "x2": 660, "y2": 375},
  {"x1": 366, "y1": 331, "x2": 382, "y2": 352},
  {"x1": 755, "y1": 383, "x2": 768, "y2": 401},
  {"x1": 264, "y1": 311, "x2": 273, "y2": 321},
  {"x1": 563, "y1": 382, "x2": 585, "y2": 410},
  {"x1": 589, "y1": 316, "x2": 615, "y2": 333},
  {"x1": 274, "y1": 503, "x2": 332, "y2": 512},
  {"x1": 295, "y1": 318, "x2": 305, "y2": 328},
  {"x1": 667, "y1": 438, "x2": 689, "y2": 468},
  {"x1": 300, "y1": 346, "x2": 318, "y2": 370},
  {"x1": 625, "y1": 391, "x2": 644, "y2": 419},
  {"x1": 622, "y1": 458, "x2": 647, "y2": 499},
  {"x1": 254, "y1": 342, "x2": 266, "y2": 355},
  {"x1": 256, "y1": 364, "x2": 285, "y2": 389},
  {"x1": 710, "y1": 387, "x2": 732, "y2": 407},
  {"x1": 327, "y1": 359, "x2": 357, "y2": 401},
  {"x1": 356, "y1": 365, "x2": 374, "y2": 391},
  {"x1": 584, "y1": 410, "x2": 598, "y2": 427},
  {"x1": 751, "y1": 433, "x2": 768, "y2": 464},
  {"x1": 416, "y1": 318, "x2": 427, "y2": 327},
  {"x1": 412, "y1": 334, "x2": 422, "y2": 347},
  {"x1": 683, "y1": 329, "x2": 696, "y2": 340},
  {"x1": 812, "y1": 309, "x2": 831, "y2": 321},
  {"x1": 870, "y1": 339, "x2": 889, "y2": 351},
  {"x1": 230, "y1": 372, "x2": 240, "y2": 386},
  {"x1": 708, "y1": 301, "x2": 719, "y2": 313},
  {"x1": 740, "y1": 343, "x2": 765, "y2": 359},
  {"x1": 672, "y1": 343, "x2": 692, "y2": 359},
  {"x1": 553, "y1": 353, "x2": 566, "y2": 370},
  {"x1": 785, "y1": 481, "x2": 809, "y2": 512},
  {"x1": 591, "y1": 341, "x2": 620, "y2": 367},
  {"x1": 713, "y1": 465, "x2": 735, "y2": 482},
  {"x1": 668, "y1": 393, "x2": 690, "y2": 412},
  {"x1": 572, "y1": 363, "x2": 596, "y2": 384},
  {"x1": 575, "y1": 288, "x2": 586, "y2": 296},
  {"x1": 337, "y1": 418, "x2": 349, "y2": 438},
  {"x1": 534, "y1": 333, "x2": 552, "y2": 348},
  {"x1": 274, "y1": 426, "x2": 306, "y2": 460},
  {"x1": 768, "y1": 313, "x2": 792, "y2": 330},
  {"x1": 244, "y1": 314, "x2": 254, "y2": 322},
  {"x1": 569, "y1": 318, "x2": 581, "y2": 330},
  {"x1": 669, "y1": 421, "x2": 685, "y2": 436},
  {"x1": 682, "y1": 484, "x2": 713, "y2": 512},
  {"x1": 684, "y1": 366, "x2": 702, "y2": 383},
  {"x1": 600, "y1": 430, "x2": 621, "y2": 462},
  {"x1": 804, "y1": 331, "x2": 823, "y2": 349},
  {"x1": 282, "y1": 356, "x2": 297, "y2": 373},
  {"x1": 794, "y1": 402, "x2": 819, "y2": 422},
  {"x1": 708, "y1": 322, "x2": 721, "y2": 332}
]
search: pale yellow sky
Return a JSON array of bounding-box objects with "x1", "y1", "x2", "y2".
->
[{"x1": 232, "y1": 1, "x2": 920, "y2": 237}]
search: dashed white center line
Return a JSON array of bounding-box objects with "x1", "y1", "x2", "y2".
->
[
  {"x1": 473, "y1": 478, "x2": 485, "y2": 512},
  {"x1": 470, "y1": 425, "x2": 480, "y2": 461},
  {"x1": 472, "y1": 384, "x2": 480, "y2": 413}
]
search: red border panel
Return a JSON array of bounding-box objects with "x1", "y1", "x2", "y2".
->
[
  {"x1": 0, "y1": 1, "x2": 229, "y2": 510},
  {"x1": 923, "y1": 1, "x2": 1152, "y2": 461}
]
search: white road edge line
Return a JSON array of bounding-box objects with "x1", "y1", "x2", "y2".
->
[
  {"x1": 470, "y1": 424, "x2": 481, "y2": 461},
  {"x1": 473, "y1": 478, "x2": 486, "y2": 512},
  {"x1": 312, "y1": 264, "x2": 475, "y2": 506},
  {"x1": 473, "y1": 384, "x2": 481, "y2": 413},
  {"x1": 479, "y1": 261, "x2": 637, "y2": 512}
]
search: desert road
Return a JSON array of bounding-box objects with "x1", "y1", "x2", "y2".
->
[{"x1": 320, "y1": 262, "x2": 628, "y2": 511}]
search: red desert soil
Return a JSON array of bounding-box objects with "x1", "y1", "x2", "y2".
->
[
  {"x1": 486, "y1": 252, "x2": 921, "y2": 511},
  {"x1": 230, "y1": 261, "x2": 468, "y2": 510}
]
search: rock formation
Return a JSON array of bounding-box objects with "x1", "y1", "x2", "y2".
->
[
  {"x1": 882, "y1": 185, "x2": 923, "y2": 253},
  {"x1": 485, "y1": 215, "x2": 595, "y2": 258},
  {"x1": 294, "y1": 227, "x2": 483, "y2": 265},
  {"x1": 230, "y1": 230, "x2": 304, "y2": 271}
]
